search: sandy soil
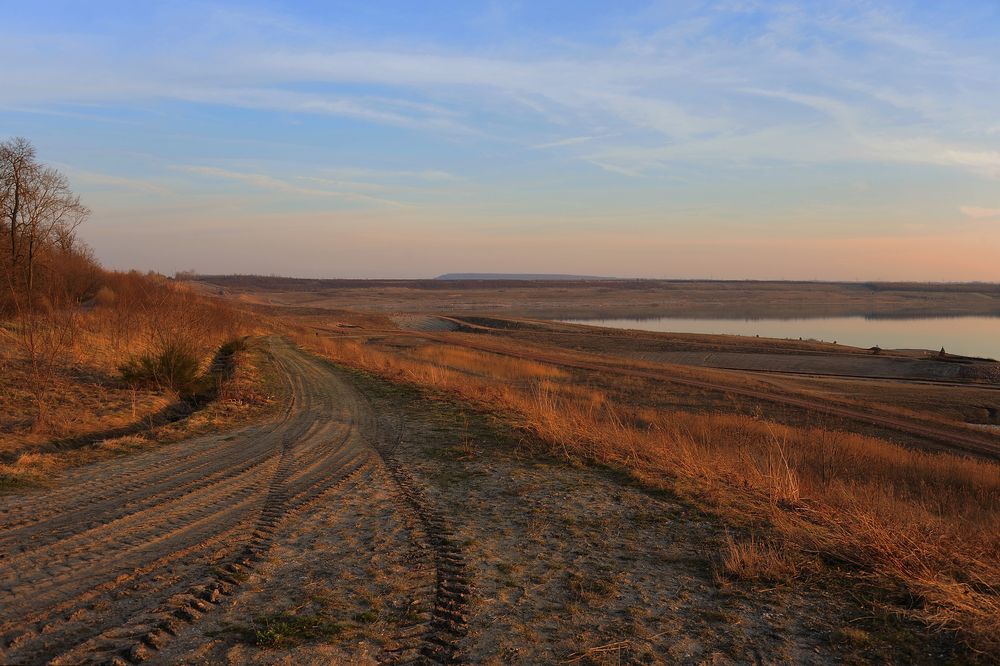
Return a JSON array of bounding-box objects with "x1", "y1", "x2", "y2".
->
[
  {"x1": 0, "y1": 338, "x2": 972, "y2": 664},
  {"x1": 0, "y1": 340, "x2": 418, "y2": 664},
  {"x1": 155, "y1": 462, "x2": 435, "y2": 665},
  {"x1": 349, "y1": 373, "x2": 947, "y2": 665}
]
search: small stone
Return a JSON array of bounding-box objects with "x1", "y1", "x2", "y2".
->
[
  {"x1": 174, "y1": 607, "x2": 199, "y2": 623},
  {"x1": 158, "y1": 618, "x2": 184, "y2": 636},
  {"x1": 128, "y1": 642, "x2": 152, "y2": 662},
  {"x1": 142, "y1": 629, "x2": 169, "y2": 649},
  {"x1": 190, "y1": 599, "x2": 211, "y2": 612}
]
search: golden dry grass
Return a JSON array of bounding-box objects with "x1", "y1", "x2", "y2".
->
[
  {"x1": 718, "y1": 532, "x2": 802, "y2": 583},
  {"x1": 1, "y1": 273, "x2": 273, "y2": 487},
  {"x1": 294, "y1": 329, "x2": 1000, "y2": 654}
]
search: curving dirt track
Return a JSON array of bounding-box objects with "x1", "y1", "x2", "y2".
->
[{"x1": 0, "y1": 338, "x2": 466, "y2": 665}]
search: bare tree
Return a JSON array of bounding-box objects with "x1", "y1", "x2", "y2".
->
[
  {"x1": 20, "y1": 167, "x2": 89, "y2": 303},
  {"x1": 1, "y1": 137, "x2": 91, "y2": 430},
  {"x1": 6, "y1": 293, "x2": 79, "y2": 430},
  {"x1": 1, "y1": 137, "x2": 90, "y2": 311},
  {"x1": 0, "y1": 137, "x2": 36, "y2": 280}
]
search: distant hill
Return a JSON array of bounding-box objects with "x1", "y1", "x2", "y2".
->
[{"x1": 435, "y1": 273, "x2": 616, "y2": 281}]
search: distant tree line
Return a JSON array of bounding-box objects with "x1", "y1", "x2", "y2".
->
[{"x1": 1, "y1": 137, "x2": 99, "y2": 315}]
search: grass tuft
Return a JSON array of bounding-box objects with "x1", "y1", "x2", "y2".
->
[{"x1": 238, "y1": 612, "x2": 344, "y2": 648}]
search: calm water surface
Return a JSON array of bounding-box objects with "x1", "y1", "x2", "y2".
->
[{"x1": 564, "y1": 316, "x2": 1000, "y2": 361}]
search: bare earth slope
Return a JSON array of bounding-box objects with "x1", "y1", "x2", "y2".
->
[
  {"x1": 0, "y1": 339, "x2": 468, "y2": 665},
  {"x1": 0, "y1": 338, "x2": 952, "y2": 664}
]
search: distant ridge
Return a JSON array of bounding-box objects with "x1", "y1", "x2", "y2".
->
[{"x1": 435, "y1": 273, "x2": 615, "y2": 281}]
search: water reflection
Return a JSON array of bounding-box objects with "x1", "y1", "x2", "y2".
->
[{"x1": 563, "y1": 315, "x2": 1000, "y2": 361}]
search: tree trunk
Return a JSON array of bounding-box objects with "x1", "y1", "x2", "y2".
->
[{"x1": 9, "y1": 181, "x2": 19, "y2": 276}]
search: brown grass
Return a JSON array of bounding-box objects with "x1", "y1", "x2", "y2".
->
[
  {"x1": 1, "y1": 272, "x2": 274, "y2": 486},
  {"x1": 718, "y1": 532, "x2": 802, "y2": 583},
  {"x1": 293, "y1": 329, "x2": 1000, "y2": 655}
]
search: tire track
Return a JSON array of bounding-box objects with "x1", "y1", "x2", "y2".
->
[
  {"x1": 350, "y1": 383, "x2": 471, "y2": 665},
  {"x1": 0, "y1": 338, "x2": 389, "y2": 665}
]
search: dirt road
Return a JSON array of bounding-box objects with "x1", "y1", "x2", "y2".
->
[
  {"x1": 1, "y1": 336, "x2": 961, "y2": 664},
  {"x1": 0, "y1": 338, "x2": 467, "y2": 665}
]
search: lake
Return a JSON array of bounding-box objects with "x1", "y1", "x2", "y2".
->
[{"x1": 563, "y1": 315, "x2": 1000, "y2": 361}]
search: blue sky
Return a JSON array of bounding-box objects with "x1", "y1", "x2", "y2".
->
[{"x1": 2, "y1": 1, "x2": 999, "y2": 279}]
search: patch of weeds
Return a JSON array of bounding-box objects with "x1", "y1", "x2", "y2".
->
[
  {"x1": 832, "y1": 626, "x2": 871, "y2": 648},
  {"x1": 697, "y1": 608, "x2": 734, "y2": 624},
  {"x1": 716, "y1": 532, "x2": 801, "y2": 586},
  {"x1": 214, "y1": 566, "x2": 250, "y2": 582},
  {"x1": 429, "y1": 466, "x2": 487, "y2": 487},
  {"x1": 566, "y1": 569, "x2": 616, "y2": 604},
  {"x1": 353, "y1": 609, "x2": 379, "y2": 625},
  {"x1": 392, "y1": 601, "x2": 427, "y2": 625},
  {"x1": 629, "y1": 511, "x2": 664, "y2": 527},
  {"x1": 495, "y1": 561, "x2": 519, "y2": 587},
  {"x1": 0, "y1": 471, "x2": 46, "y2": 493},
  {"x1": 235, "y1": 612, "x2": 344, "y2": 648}
]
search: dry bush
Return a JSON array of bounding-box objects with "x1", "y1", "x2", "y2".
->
[
  {"x1": 2, "y1": 270, "x2": 258, "y2": 436},
  {"x1": 0, "y1": 451, "x2": 58, "y2": 490},
  {"x1": 293, "y1": 330, "x2": 1000, "y2": 653},
  {"x1": 410, "y1": 344, "x2": 567, "y2": 382},
  {"x1": 2, "y1": 297, "x2": 79, "y2": 430},
  {"x1": 119, "y1": 342, "x2": 202, "y2": 396},
  {"x1": 68, "y1": 272, "x2": 258, "y2": 394},
  {"x1": 718, "y1": 532, "x2": 802, "y2": 584}
]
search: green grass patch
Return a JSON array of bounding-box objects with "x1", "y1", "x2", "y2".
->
[
  {"x1": 352, "y1": 609, "x2": 379, "y2": 624},
  {"x1": 236, "y1": 612, "x2": 344, "y2": 648}
]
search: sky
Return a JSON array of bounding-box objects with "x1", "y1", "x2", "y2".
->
[{"x1": 2, "y1": 0, "x2": 999, "y2": 280}]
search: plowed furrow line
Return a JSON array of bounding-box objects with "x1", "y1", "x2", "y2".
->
[
  {"x1": 354, "y1": 390, "x2": 470, "y2": 666},
  {"x1": 0, "y1": 424, "x2": 281, "y2": 532},
  {"x1": 99, "y1": 459, "x2": 375, "y2": 665},
  {"x1": 0, "y1": 513, "x2": 256, "y2": 664},
  {"x1": 283, "y1": 425, "x2": 357, "y2": 491},
  {"x1": 0, "y1": 443, "x2": 277, "y2": 556},
  {"x1": 285, "y1": 450, "x2": 372, "y2": 512},
  {"x1": 3, "y1": 493, "x2": 260, "y2": 620},
  {"x1": 0, "y1": 457, "x2": 272, "y2": 576}
]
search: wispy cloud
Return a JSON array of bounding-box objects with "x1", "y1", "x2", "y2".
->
[
  {"x1": 174, "y1": 165, "x2": 405, "y2": 207},
  {"x1": 319, "y1": 167, "x2": 459, "y2": 182},
  {"x1": 4, "y1": 4, "x2": 998, "y2": 181},
  {"x1": 62, "y1": 167, "x2": 170, "y2": 195},
  {"x1": 531, "y1": 135, "x2": 605, "y2": 150},
  {"x1": 584, "y1": 160, "x2": 643, "y2": 178},
  {"x1": 960, "y1": 206, "x2": 1000, "y2": 220},
  {"x1": 4, "y1": 1, "x2": 1000, "y2": 280}
]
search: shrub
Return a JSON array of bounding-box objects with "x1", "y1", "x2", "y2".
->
[
  {"x1": 120, "y1": 342, "x2": 202, "y2": 396},
  {"x1": 93, "y1": 285, "x2": 117, "y2": 307}
]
